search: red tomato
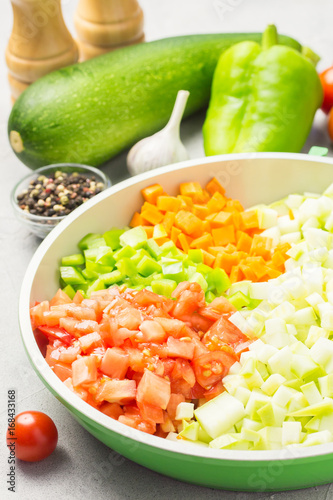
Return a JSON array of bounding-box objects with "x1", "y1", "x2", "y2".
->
[
  {"x1": 7, "y1": 411, "x2": 58, "y2": 462},
  {"x1": 320, "y1": 66, "x2": 333, "y2": 114}
]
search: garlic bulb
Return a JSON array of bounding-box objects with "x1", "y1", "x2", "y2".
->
[{"x1": 127, "y1": 90, "x2": 190, "y2": 176}]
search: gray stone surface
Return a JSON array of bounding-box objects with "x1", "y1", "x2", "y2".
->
[{"x1": 1, "y1": 0, "x2": 333, "y2": 498}]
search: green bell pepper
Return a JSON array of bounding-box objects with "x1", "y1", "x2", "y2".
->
[{"x1": 203, "y1": 25, "x2": 323, "y2": 155}]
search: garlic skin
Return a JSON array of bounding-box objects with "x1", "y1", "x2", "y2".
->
[{"x1": 127, "y1": 90, "x2": 190, "y2": 176}]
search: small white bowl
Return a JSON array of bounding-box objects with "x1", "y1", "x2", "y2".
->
[{"x1": 11, "y1": 163, "x2": 111, "y2": 239}]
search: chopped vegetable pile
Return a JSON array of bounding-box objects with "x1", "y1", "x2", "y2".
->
[{"x1": 30, "y1": 178, "x2": 333, "y2": 450}]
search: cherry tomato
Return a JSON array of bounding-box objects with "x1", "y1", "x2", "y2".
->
[
  {"x1": 6, "y1": 411, "x2": 58, "y2": 462},
  {"x1": 319, "y1": 66, "x2": 333, "y2": 114}
]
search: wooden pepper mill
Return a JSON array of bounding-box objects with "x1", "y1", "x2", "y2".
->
[
  {"x1": 6, "y1": 0, "x2": 79, "y2": 101},
  {"x1": 74, "y1": 0, "x2": 144, "y2": 61}
]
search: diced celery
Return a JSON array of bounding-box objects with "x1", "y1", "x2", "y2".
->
[
  {"x1": 61, "y1": 253, "x2": 85, "y2": 266},
  {"x1": 99, "y1": 270, "x2": 124, "y2": 286},
  {"x1": 113, "y1": 245, "x2": 136, "y2": 261},
  {"x1": 60, "y1": 266, "x2": 86, "y2": 285},
  {"x1": 130, "y1": 248, "x2": 150, "y2": 265},
  {"x1": 161, "y1": 261, "x2": 186, "y2": 282},
  {"x1": 78, "y1": 233, "x2": 105, "y2": 250},
  {"x1": 86, "y1": 278, "x2": 105, "y2": 295},
  {"x1": 119, "y1": 227, "x2": 147, "y2": 249},
  {"x1": 146, "y1": 239, "x2": 163, "y2": 259},
  {"x1": 228, "y1": 291, "x2": 251, "y2": 310},
  {"x1": 151, "y1": 279, "x2": 177, "y2": 297},
  {"x1": 137, "y1": 256, "x2": 162, "y2": 277},
  {"x1": 61, "y1": 284, "x2": 76, "y2": 300},
  {"x1": 205, "y1": 291, "x2": 216, "y2": 303},
  {"x1": 188, "y1": 249, "x2": 203, "y2": 264},
  {"x1": 116, "y1": 258, "x2": 137, "y2": 277},
  {"x1": 103, "y1": 228, "x2": 126, "y2": 250}
]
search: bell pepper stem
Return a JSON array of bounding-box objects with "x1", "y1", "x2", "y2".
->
[
  {"x1": 302, "y1": 46, "x2": 320, "y2": 67},
  {"x1": 262, "y1": 24, "x2": 278, "y2": 50}
]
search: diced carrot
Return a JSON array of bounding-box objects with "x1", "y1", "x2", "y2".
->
[
  {"x1": 250, "y1": 235, "x2": 273, "y2": 260},
  {"x1": 129, "y1": 212, "x2": 143, "y2": 227},
  {"x1": 208, "y1": 211, "x2": 233, "y2": 228},
  {"x1": 141, "y1": 203, "x2": 164, "y2": 225},
  {"x1": 212, "y1": 225, "x2": 236, "y2": 246},
  {"x1": 224, "y1": 243, "x2": 237, "y2": 254},
  {"x1": 229, "y1": 265, "x2": 244, "y2": 283},
  {"x1": 265, "y1": 267, "x2": 282, "y2": 279},
  {"x1": 240, "y1": 210, "x2": 259, "y2": 230},
  {"x1": 141, "y1": 184, "x2": 164, "y2": 205},
  {"x1": 208, "y1": 246, "x2": 228, "y2": 256},
  {"x1": 240, "y1": 264, "x2": 257, "y2": 281},
  {"x1": 171, "y1": 226, "x2": 182, "y2": 245},
  {"x1": 192, "y1": 204, "x2": 209, "y2": 220},
  {"x1": 162, "y1": 212, "x2": 176, "y2": 235},
  {"x1": 272, "y1": 250, "x2": 286, "y2": 269},
  {"x1": 232, "y1": 212, "x2": 242, "y2": 229},
  {"x1": 236, "y1": 231, "x2": 253, "y2": 253},
  {"x1": 190, "y1": 233, "x2": 213, "y2": 251},
  {"x1": 225, "y1": 199, "x2": 244, "y2": 213},
  {"x1": 206, "y1": 177, "x2": 225, "y2": 196},
  {"x1": 214, "y1": 252, "x2": 241, "y2": 274},
  {"x1": 275, "y1": 242, "x2": 292, "y2": 256},
  {"x1": 177, "y1": 195, "x2": 193, "y2": 209},
  {"x1": 206, "y1": 192, "x2": 226, "y2": 213},
  {"x1": 142, "y1": 226, "x2": 154, "y2": 238},
  {"x1": 202, "y1": 221, "x2": 211, "y2": 233},
  {"x1": 201, "y1": 250, "x2": 215, "y2": 267},
  {"x1": 157, "y1": 196, "x2": 182, "y2": 212},
  {"x1": 178, "y1": 233, "x2": 193, "y2": 253},
  {"x1": 175, "y1": 210, "x2": 203, "y2": 236},
  {"x1": 180, "y1": 182, "x2": 203, "y2": 198}
]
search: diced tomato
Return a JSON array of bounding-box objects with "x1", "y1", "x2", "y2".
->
[
  {"x1": 78, "y1": 332, "x2": 102, "y2": 352},
  {"x1": 67, "y1": 305, "x2": 96, "y2": 321},
  {"x1": 137, "y1": 320, "x2": 166, "y2": 343},
  {"x1": 74, "y1": 320, "x2": 99, "y2": 335},
  {"x1": 53, "y1": 363, "x2": 72, "y2": 382},
  {"x1": 192, "y1": 350, "x2": 237, "y2": 389},
  {"x1": 100, "y1": 347, "x2": 129, "y2": 379},
  {"x1": 37, "y1": 279, "x2": 256, "y2": 440},
  {"x1": 50, "y1": 289, "x2": 72, "y2": 307},
  {"x1": 59, "y1": 344, "x2": 80, "y2": 363},
  {"x1": 30, "y1": 301, "x2": 49, "y2": 327},
  {"x1": 59, "y1": 317, "x2": 78, "y2": 335},
  {"x1": 203, "y1": 381, "x2": 225, "y2": 401},
  {"x1": 124, "y1": 347, "x2": 145, "y2": 372},
  {"x1": 118, "y1": 415, "x2": 156, "y2": 435},
  {"x1": 37, "y1": 326, "x2": 73, "y2": 346},
  {"x1": 203, "y1": 315, "x2": 247, "y2": 347},
  {"x1": 166, "y1": 337, "x2": 195, "y2": 360},
  {"x1": 200, "y1": 296, "x2": 237, "y2": 320},
  {"x1": 190, "y1": 382, "x2": 206, "y2": 400},
  {"x1": 166, "y1": 393, "x2": 185, "y2": 420},
  {"x1": 138, "y1": 402, "x2": 165, "y2": 424},
  {"x1": 136, "y1": 369, "x2": 171, "y2": 409},
  {"x1": 171, "y1": 359, "x2": 196, "y2": 387},
  {"x1": 154, "y1": 317, "x2": 187, "y2": 338},
  {"x1": 72, "y1": 356, "x2": 98, "y2": 386},
  {"x1": 99, "y1": 402, "x2": 124, "y2": 420},
  {"x1": 96, "y1": 379, "x2": 136, "y2": 404}
]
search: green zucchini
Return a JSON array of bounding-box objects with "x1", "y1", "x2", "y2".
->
[{"x1": 8, "y1": 33, "x2": 301, "y2": 169}]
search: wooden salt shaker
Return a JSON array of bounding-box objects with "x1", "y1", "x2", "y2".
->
[
  {"x1": 74, "y1": 0, "x2": 144, "y2": 61},
  {"x1": 6, "y1": 0, "x2": 78, "y2": 101}
]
